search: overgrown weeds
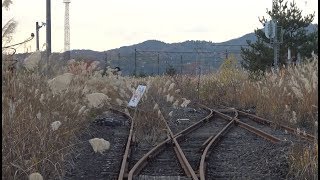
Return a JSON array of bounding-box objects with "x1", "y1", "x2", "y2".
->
[{"x1": 2, "y1": 52, "x2": 318, "y2": 179}]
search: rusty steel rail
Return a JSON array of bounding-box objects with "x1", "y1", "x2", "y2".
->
[
  {"x1": 127, "y1": 107, "x2": 214, "y2": 180},
  {"x1": 196, "y1": 105, "x2": 281, "y2": 179},
  {"x1": 113, "y1": 108, "x2": 134, "y2": 180},
  {"x1": 157, "y1": 107, "x2": 199, "y2": 180},
  {"x1": 236, "y1": 110, "x2": 315, "y2": 142},
  {"x1": 127, "y1": 138, "x2": 171, "y2": 179},
  {"x1": 174, "y1": 108, "x2": 213, "y2": 138},
  {"x1": 198, "y1": 104, "x2": 281, "y2": 143},
  {"x1": 200, "y1": 109, "x2": 238, "y2": 150},
  {"x1": 213, "y1": 109, "x2": 281, "y2": 143},
  {"x1": 236, "y1": 120, "x2": 281, "y2": 143},
  {"x1": 219, "y1": 105, "x2": 315, "y2": 142},
  {"x1": 198, "y1": 108, "x2": 238, "y2": 180},
  {"x1": 122, "y1": 103, "x2": 311, "y2": 179},
  {"x1": 199, "y1": 119, "x2": 235, "y2": 180},
  {"x1": 212, "y1": 107, "x2": 280, "y2": 143}
]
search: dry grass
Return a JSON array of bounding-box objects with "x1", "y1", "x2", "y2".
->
[
  {"x1": 1, "y1": 55, "x2": 132, "y2": 179},
  {"x1": 287, "y1": 143, "x2": 318, "y2": 179},
  {"x1": 197, "y1": 55, "x2": 318, "y2": 179},
  {"x1": 125, "y1": 75, "x2": 193, "y2": 145},
  {"x1": 198, "y1": 55, "x2": 318, "y2": 132},
  {"x1": 2, "y1": 51, "x2": 318, "y2": 179},
  {"x1": 2, "y1": 60, "x2": 90, "y2": 179}
]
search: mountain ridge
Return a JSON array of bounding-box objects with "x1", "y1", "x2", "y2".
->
[{"x1": 13, "y1": 24, "x2": 317, "y2": 75}]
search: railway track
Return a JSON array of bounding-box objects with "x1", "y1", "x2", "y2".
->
[
  {"x1": 215, "y1": 106, "x2": 314, "y2": 143},
  {"x1": 118, "y1": 103, "x2": 314, "y2": 180},
  {"x1": 118, "y1": 104, "x2": 212, "y2": 180}
]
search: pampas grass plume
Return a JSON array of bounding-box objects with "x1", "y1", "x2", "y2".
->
[
  {"x1": 168, "y1": 83, "x2": 175, "y2": 91},
  {"x1": 153, "y1": 103, "x2": 159, "y2": 110},
  {"x1": 78, "y1": 106, "x2": 86, "y2": 116},
  {"x1": 51, "y1": 121, "x2": 62, "y2": 131}
]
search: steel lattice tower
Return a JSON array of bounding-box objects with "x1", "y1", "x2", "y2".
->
[{"x1": 63, "y1": 0, "x2": 71, "y2": 60}]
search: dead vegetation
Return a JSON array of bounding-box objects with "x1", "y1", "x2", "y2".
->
[{"x1": 2, "y1": 50, "x2": 318, "y2": 179}]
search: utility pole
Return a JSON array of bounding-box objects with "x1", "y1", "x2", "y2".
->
[
  {"x1": 180, "y1": 55, "x2": 183, "y2": 74},
  {"x1": 118, "y1": 52, "x2": 120, "y2": 67},
  {"x1": 197, "y1": 66, "x2": 201, "y2": 100},
  {"x1": 157, "y1": 53, "x2": 160, "y2": 75},
  {"x1": 102, "y1": 53, "x2": 108, "y2": 76},
  {"x1": 36, "y1": 22, "x2": 40, "y2": 50},
  {"x1": 134, "y1": 49, "x2": 137, "y2": 76},
  {"x1": 273, "y1": 20, "x2": 279, "y2": 69},
  {"x1": 63, "y1": 0, "x2": 71, "y2": 61},
  {"x1": 35, "y1": 22, "x2": 45, "y2": 51},
  {"x1": 46, "y1": 0, "x2": 51, "y2": 59},
  {"x1": 225, "y1": 49, "x2": 228, "y2": 59}
]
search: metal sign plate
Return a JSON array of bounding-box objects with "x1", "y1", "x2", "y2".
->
[
  {"x1": 264, "y1": 20, "x2": 275, "y2": 39},
  {"x1": 128, "y1": 85, "x2": 146, "y2": 107}
]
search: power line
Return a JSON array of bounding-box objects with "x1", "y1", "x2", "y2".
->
[
  {"x1": 136, "y1": 50, "x2": 219, "y2": 54},
  {"x1": 136, "y1": 49, "x2": 243, "y2": 54},
  {"x1": 211, "y1": 44, "x2": 250, "y2": 46},
  {"x1": 2, "y1": 34, "x2": 35, "y2": 49}
]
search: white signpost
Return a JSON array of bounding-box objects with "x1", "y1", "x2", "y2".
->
[{"x1": 128, "y1": 85, "x2": 146, "y2": 107}]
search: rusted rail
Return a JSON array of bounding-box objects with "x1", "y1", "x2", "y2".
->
[
  {"x1": 152, "y1": 107, "x2": 199, "y2": 179},
  {"x1": 196, "y1": 105, "x2": 282, "y2": 179},
  {"x1": 126, "y1": 104, "x2": 280, "y2": 179},
  {"x1": 119, "y1": 102, "x2": 313, "y2": 179},
  {"x1": 115, "y1": 108, "x2": 134, "y2": 180},
  {"x1": 199, "y1": 104, "x2": 282, "y2": 143},
  {"x1": 127, "y1": 138, "x2": 171, "y2": 179},
  {"x1": 218, "y1": 105, "x2": 315, "y2": 142},
  {"x1": 199, "y1": 119, "x2": 235, "y2": 180},
  {"x1": 127, "y1": 107, "x2": 213, "y2": 180},
  {"x1": 237, "y1": 110, "x2": 315, "y2": 142},
  {"x1": 199, "y1": 109, "x2": 238, "y2": 150},
  {"x1": 236, "y1": 120, "x2": 281, "y2": 143}
]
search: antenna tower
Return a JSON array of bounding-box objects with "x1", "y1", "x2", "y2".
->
[
  {"x1": 271, "y1": 0, "x2": 282, "y2": 70},
  {"x1": 63, "y1": 0, "x2": 71, "y2": 60}
]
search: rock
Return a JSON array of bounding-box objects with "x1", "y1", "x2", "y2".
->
[
  {"x1": 28, "y1": 172, "x2": 43, "y2": 180},
  {"x1": 88, "y1": 138, "x2": 110, "y2": 154}
]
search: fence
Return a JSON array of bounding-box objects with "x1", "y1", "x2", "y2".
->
[{"x1": 105, "y1": 49, "x2": 243, "y2": 76}]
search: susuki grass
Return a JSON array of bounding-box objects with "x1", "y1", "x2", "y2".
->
[
  {"x1": 2, "y1": 50, "x2": 318, "y2": 179},
  {"x1": 197, "y1": 55, "x2": 318, "y2": 179},
  {"x1": 198, "y1": 55, "x2": 318, "y2": 132},
  {"x1": 1, "y1": 55, "x2": 134, "y2": 179},
  {"x1": 2, "y1": 60, "x2": 90, "y2": 179}
]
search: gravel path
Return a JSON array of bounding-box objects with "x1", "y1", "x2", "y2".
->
[{"x1": 63, "y1": 110, "x2": 130, "y2": 180}]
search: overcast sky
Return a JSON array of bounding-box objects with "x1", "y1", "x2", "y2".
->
[{"x1": 2, "y1": 0, "x2": 318, "y2": 53}]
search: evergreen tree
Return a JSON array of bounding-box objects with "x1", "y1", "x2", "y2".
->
[
  {"x1": 165, "y1": 65, "x2": 176, "y2": 76},
  {"x1": 241, "y1": 0, "x2": 316, "y2": 73}
]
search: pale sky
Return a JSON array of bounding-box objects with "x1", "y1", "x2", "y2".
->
[{"x1": 2, "y1": 0, "x2": 318, "y2": 53}]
